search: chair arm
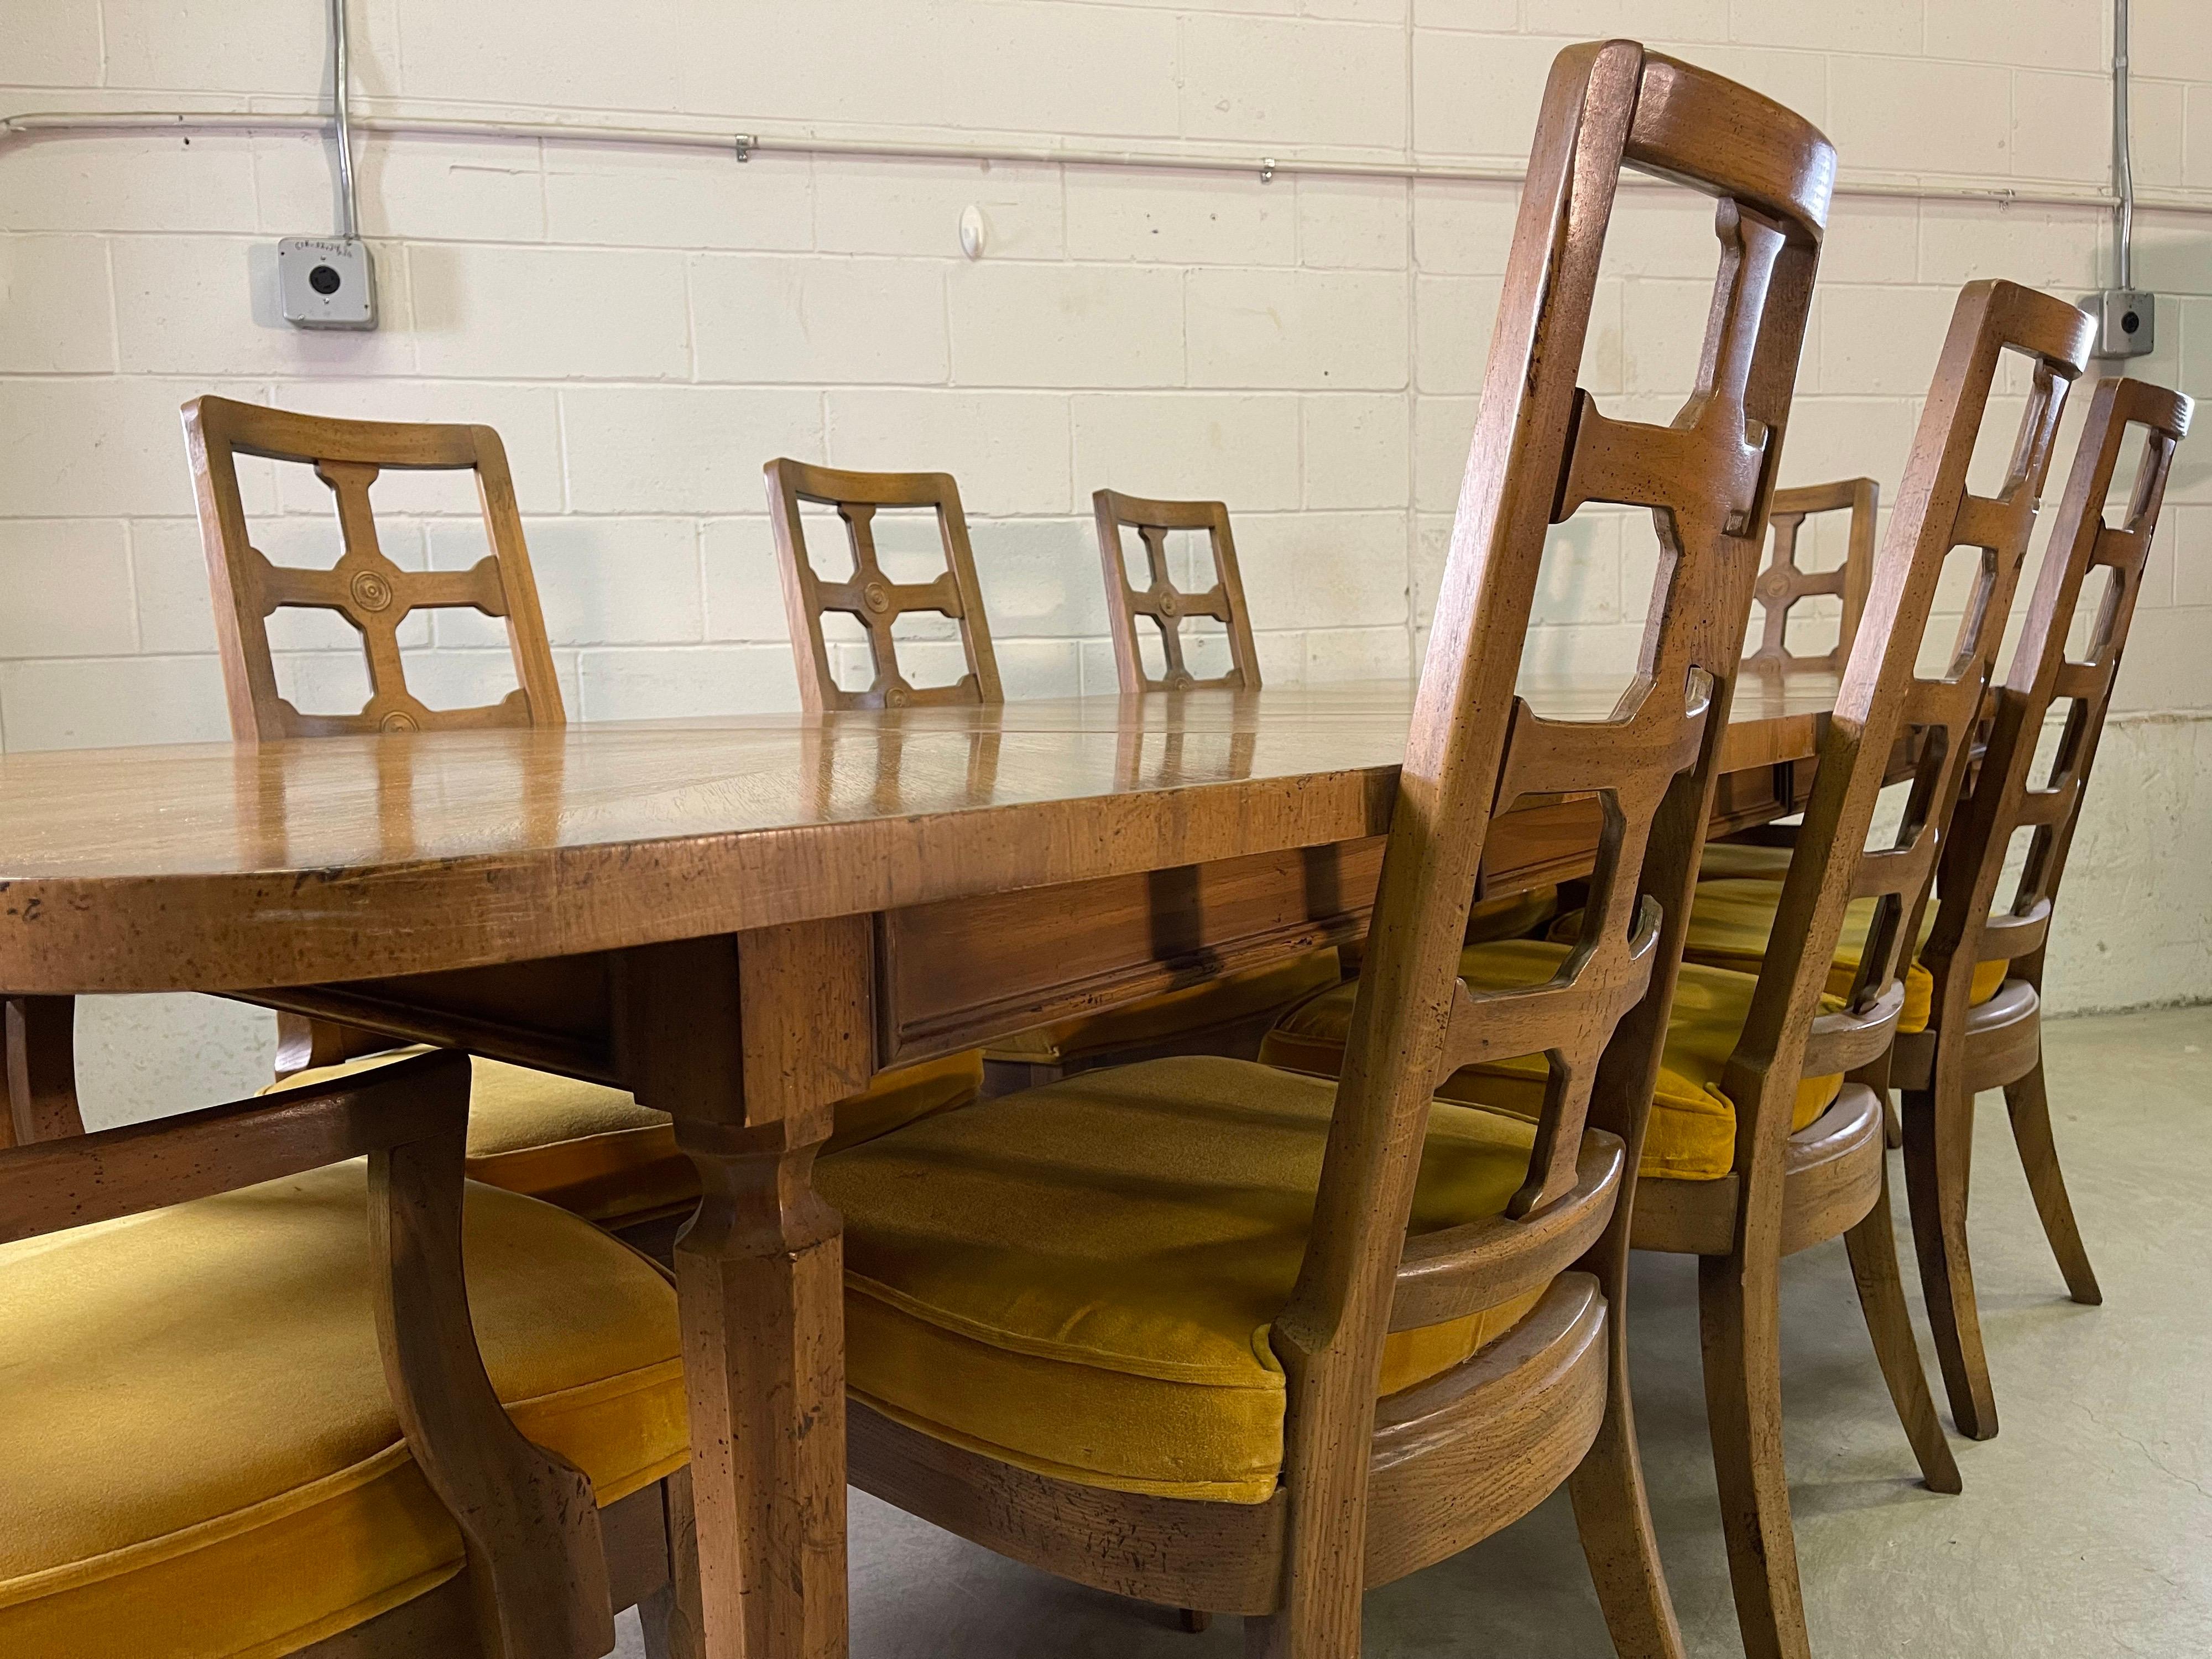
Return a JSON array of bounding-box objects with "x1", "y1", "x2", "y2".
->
[{"x1": 0, "y1": 1046, "x2": 471, "y2": 1244}]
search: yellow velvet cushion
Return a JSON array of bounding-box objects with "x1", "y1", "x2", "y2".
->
[
  {"x1": 1674, "y1": 879, "x2": 2010, "y2": 1035},
  {"x1": 1259, "y1": 940, "x2": 1843, "y2": 1184},
  {"x1": 276, "y1": 1048, "x2": 984, "y2": 1225},
  {"x1": 1465, "y1": 883, "x2": 1560, "y2": 944},
  {"x1": 0, "y1": 1162, "x2": 687, "y2": 1659},
  {"x1": 814, "y1": 1055, "x2": 1552, "y2": 1505},
  {"x1": 1697, "y1": 841, "x2": 1795, "y2": 881},
  {"x1": 984, "y1": 949, "x2": 1342, "y2": 1067}
]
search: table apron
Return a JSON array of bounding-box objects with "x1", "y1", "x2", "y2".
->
[{"x1": 233, "y1": 745, "x2": 1839, "y2": 1093}]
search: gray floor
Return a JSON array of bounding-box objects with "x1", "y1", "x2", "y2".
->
[{"x1": 617, "y1": 1004, "x2": 2212, "y2": 1657}]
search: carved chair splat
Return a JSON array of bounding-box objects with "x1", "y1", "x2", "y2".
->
[
  {"x1": 764, "y1": 460, "x2": 1002, "y2": 712},
  {"x1": 1897, "y1": 373, "x2": 2192, "y2": 1442},
  {"x1": 1093, "y1": 491, "x2": 1261, "y2": 692},
  {"x1": 184, "y1": 395, "x2": 563, "y2": 740},
  {"x1": 1745, "y1": 476, "x2": 1878, "y2": 672}
]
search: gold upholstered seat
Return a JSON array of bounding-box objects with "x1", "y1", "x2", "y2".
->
[
  {"x1": 814, "y1": 1055, "x2": 1556, "y2": 1504},
  {"x1": 0, "y1": 1159, "x2": 687, "y2": 1658},
  {"x1": 1262, "y1": 939, "x2": 1845, "y2": 1183},
  {"x1": 1673, "y1": 878, "x2": 2008, "y2": 1034},
  {"x1": 1695, "y1": 839, "x2": 1795, "y2": 881}
]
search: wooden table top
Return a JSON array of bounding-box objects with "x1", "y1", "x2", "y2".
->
[{"x1": 0, "y1": 672, "x2": 1838, "y2": 993}]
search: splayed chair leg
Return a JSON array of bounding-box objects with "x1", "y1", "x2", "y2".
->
[
  {"x1": 1568, "y1": 1290, "x2": 1687, "y2": 1658},
  {"x1": 1841, "y1": 1167, "x2": 1961, "y2": 1494},
  {"x1": 2002, "y1": 1055, "x2": 2103, "y2": 1306},
  {"x1": 1900, "y1": 1082, "x2": 2000, "y2": 1440}
]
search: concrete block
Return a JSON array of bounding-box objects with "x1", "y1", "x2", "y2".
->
[
  {"x1": 562, "y1": 387, "x2": 825, "y2": 513},
  {"x1": 0, "y1": 654, "x2": 229, "y2": 750},
  {"x1": 1071, "y1": 392, "x2": 1301, "y2": 509},
  {"x1": 0, "y1": 235, "x2": 114, "y2": 372},
  {"x1": 1303, "y1": 394, "x2": 1411, "y2": 510},
  {"x1": 692, "y1": 255, "x2": 949, "y2": 385},
  {"x1": 1066, "y1": 168, "x2": 1295, "y2": 267},
  {"x1": 1187, "y1": 267, "x2": 1406, "y2": 389},
  {"x1": 816, "y1": 158, "x2": 1063, "y2": 262},
  {"x1": 0, "y1": 520, "x2": 138, "y2": 658},
  {"x1": 411, "y1": 245, "x2": 689, "y2": 380},
  {"x1": 949, "y1": 263, "x2": 1183, "y2": 389}
]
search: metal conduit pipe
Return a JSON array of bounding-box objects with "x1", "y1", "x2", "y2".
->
[{"x1": 3, "y1": 105, "x2": 2208, "y2": 217}]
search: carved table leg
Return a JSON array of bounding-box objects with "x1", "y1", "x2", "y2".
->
[{"x1": 623, "y1": 919, "x2": 876, "y2": 1659}]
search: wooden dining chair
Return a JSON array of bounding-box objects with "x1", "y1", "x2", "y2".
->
[
  {"x1": 764, "y1": 459, "x2": 1001, "y2": 711},
  {"x1": 811, "y1": 40, "x2": 1831, "y2": 1656},
  {"x1": 1093, "y1": 489, "x2": 1262, "y2": 692},
  {"x1": 763, "y1": 458, "x2": 1343, "y2": 1088},
  {"x1": 183, "y1": 395, "x2": 984, "y2": 1249},
  {"x1": 1701, "y1": 477, "x2": 1879, "y2": 881},
  {"x1": 0, "y1": 1047, "x2": 700, "y2": 1658},
  {"x1": 1745, "y1": 476, "x2": 1878, "y2": 674},
  {"x1": 1896, "y1": 374, "x2": 2192, "y2": 1443}
]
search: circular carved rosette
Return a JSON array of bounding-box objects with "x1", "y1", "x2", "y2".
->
[{"x1": 349, "y1": 568, "x2": 396, "y2": 613}]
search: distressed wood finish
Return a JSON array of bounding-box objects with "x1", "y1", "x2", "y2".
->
[
  {"x1": 1896, "y1": 374, "x2": 2192, "y2": 1442},
  {"x1": 843, "y1": 41, "x2": 1830, "y2": 1659},
  {"x1": 765, "y1": 459, "x2": 1001, "y2": 712},
  {"x1": 616, "y1": 921, "x2": 869, "y2": 1659},
  {"x1": 1744, "y1": 477, "x2": 1877, "y2": 672},
  {"x1": 184, "y1": 394, "x2": 563, "y2": 740},
  {"x1": 3, "y1": 994, "x2": 84, "y2": 1145},
  {"x1": 1093, "y1": 490, "x2": 1261, "y2": 692},
  {"x1": 0, "y1": 1051, "x2": 688, "y2": 1658},
  {"x1": 1631, "y1": 280, "x2": 2093, "y2": 1659},
  {"x1": 0, "y1": 677, "x2": 1838, "y2": 1000}
]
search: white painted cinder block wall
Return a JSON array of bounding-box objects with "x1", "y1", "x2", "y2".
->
[{"x1": 3, "y1": 1, "x2": 2210, "y2": 1122}]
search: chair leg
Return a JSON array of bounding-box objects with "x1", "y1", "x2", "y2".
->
[
  {"x1": 1698, "y1": 1245, "x2": 1811, "y2": 1659},
  {"x1": 2002, "y1": 1055, "x2": 2103, "y2": 1306},
  {"x1": 640, "y1": 1470, "x2": 704, "y2": 1659},
  {"x1": 1881, "y1": 1089, "x2": 1903, "y2": 1150},
  {"x1": 1900, "y1": 1083, "x2": 2000, "y2": 1441},
  {"x1": 1241, "y1": 1546, "x2": 1362, "y2": 1658},
  {"x1": 1179, "y1": 1609, "x2": 1213, "y2": 1634},
  {"x1": 1841, "y1": 1166, "x2": 1961, "y2": 1495},
  {"x1": 1568, "y1": 1291, "x2": 1688, "y2": 1659}
]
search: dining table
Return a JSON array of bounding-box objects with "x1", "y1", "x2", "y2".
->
[{"x1": 0, "y1": 669, "x2": 1844, "y2": 1659}]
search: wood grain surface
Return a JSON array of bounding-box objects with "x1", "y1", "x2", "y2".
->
[{"x1": 0, "y1": 676, "x2": 1838, "y2": 994}]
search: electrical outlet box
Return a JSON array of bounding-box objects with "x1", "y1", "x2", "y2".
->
[
  {"x1": 2080, "y1": 288, "x2": 2154, "y2": 359},
  {"x1": 279, "y1": 237, "x2": 377, "y2": 330}
]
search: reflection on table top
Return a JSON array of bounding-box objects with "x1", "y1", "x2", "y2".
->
[{"x1": 0, "y1": 672, "x2": 1840, "y2": 992}]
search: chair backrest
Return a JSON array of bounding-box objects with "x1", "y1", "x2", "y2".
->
[
  {"x1": 0, "y1": 1050, "x2": 618, "y2": 1659},
  {"x1": 183, "y1": 395, "x2": 564, "y2": 740},
  {"x1": 1745, "y1": 476, "x2": 1878, "y2": 672},
  {"x1": 1272, "y1": 37, "x2": 1831, "y2": 1525},
  {"x1": 1919, "y1": 375, "x2": 2192, "y2": 1012},
  {"x1": 764, "y1": 460, "x2": 1002, "y2": 711},
  {"x1": 1092, "y1": 490, "x2": 1261, "y2": 692},
  {"x1": 1723, "y1": 284, "x2": 2093, "y2": 1168}
]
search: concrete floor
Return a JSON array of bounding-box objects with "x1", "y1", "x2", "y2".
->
[{"x1": 615, "y1": 1004, "x2": 2212, "y2": 1657}]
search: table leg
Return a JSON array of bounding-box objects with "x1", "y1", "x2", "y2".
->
[{"x1": 623, "y1": 919, "x2": 875, "y2": 1659}]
